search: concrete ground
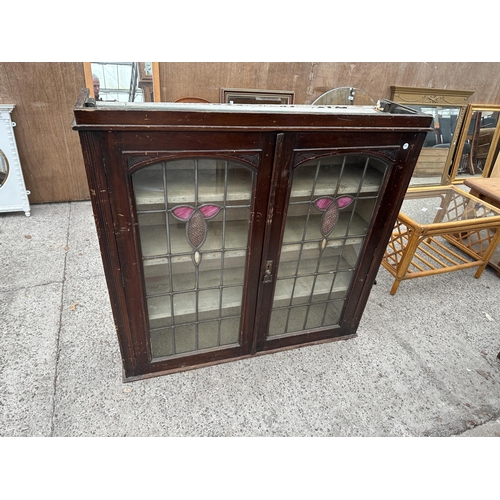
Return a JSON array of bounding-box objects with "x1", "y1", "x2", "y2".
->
[{"x1": 1, "y1": 200, "x2": 500, "y2": 437}]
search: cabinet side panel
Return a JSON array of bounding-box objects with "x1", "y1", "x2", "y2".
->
[
  {"x1": 77, "y1": 131, "x2": 138, "y2": 378},
  {"x1": 343, "y1": 130, "x2": 429, "y2": 327}
]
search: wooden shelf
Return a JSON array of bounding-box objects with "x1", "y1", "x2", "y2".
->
[
  {"x1": 278, "y1": 248, "x2": 359, "y2": 277},
  {"x1": 291, "y1": 164, "x2": 384, "y2": 199},
  {"x1": 148, "y1": 285, "x2": 243, "y2": 323},
  {"x1": 134, "y1": 163, "x2": 384, "y2": 208},
  {"x1": 139, "y1": 218, "x2": 249, "y2": 260},
  {"x1": 134, "y1": 167, "x2": 253, "y2": 206},
  {"x1": 139, "y1": 212, "x2": 367, "y2": 264},
  {"x1": 283, "y1": 212, "x2": 368, "y2": 243},
  {"x1": 144, "y1": 258, "x2": 247, "y2": 296},
  {"x1": 273, "y1": 269, "x2": 352, "y2": 306},
  {"x1": 144, "y1": 244, "x2": 359, "y2": 298},
  {"x1": 147, "y1": 263, "x2": 352, "y2": 324}
]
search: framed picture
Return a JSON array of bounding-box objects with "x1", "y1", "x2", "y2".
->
[{"x1": 220, "y1": 88, "x2": 295, "y2": 105}]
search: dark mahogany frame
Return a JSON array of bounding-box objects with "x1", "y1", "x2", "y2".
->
[{"x1": 73, "y1": 90, "x2": 432, "y2": 381}]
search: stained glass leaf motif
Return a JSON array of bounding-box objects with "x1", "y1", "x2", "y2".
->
[
  {"x1": 171, "y1": 204, "x2": 221, "y2": 266},
  {"x1": 314, "y1": 196, "x2": 353, "y2": 237},
  {"x1": 199, "y1": 205, "x2": 220, "y2": 218},
  {"x1": 172, "y1": 206, "x2": 195, "y2": 221}
]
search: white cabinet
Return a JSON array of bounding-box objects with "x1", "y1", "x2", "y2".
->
[{"x1": 0, "y1": 105, "x2": 30, "y2": 216}]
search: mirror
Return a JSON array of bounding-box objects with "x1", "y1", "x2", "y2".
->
[
  {"x1": 390, "y1": 86, "x2": 473, "y2": 187},
  {"x1": 0, "y1": 149, "x2": 8, "y2": 188},
  {"x1": 83, "y1": 62, "x2": 160, "y2": 102},
  {"x1": 450, "y1": 105, "x2": 500, "y2": 181},
  {"x1": 312, "y1": 87, "x2": 376, "y2": 106}
]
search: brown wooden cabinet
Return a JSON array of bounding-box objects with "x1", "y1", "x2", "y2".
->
[{"x1": 73, "y1": 90, "x2": 431, "y2": 381}]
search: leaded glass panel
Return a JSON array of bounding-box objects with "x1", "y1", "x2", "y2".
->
[
  {"x1": 268, "y1": 154, "x2": 388, "y2": 338},
  {"x1": 133, "y1": 158, "x2": 254, "y2": 359}
]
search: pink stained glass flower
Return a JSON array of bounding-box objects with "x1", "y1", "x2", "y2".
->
[
  {"x1": 171, "y1": 204, "x2": 222, "y2": 252},
  {"x1": 314, "y1": 195, "x2": 354, "y2": 237}
]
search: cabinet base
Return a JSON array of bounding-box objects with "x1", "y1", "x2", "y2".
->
[{"x1": 122, "y1": 333, "x2": 358, "y2": 382}]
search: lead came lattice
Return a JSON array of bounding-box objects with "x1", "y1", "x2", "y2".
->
[
  {"x1": 133, "y1": 158, "x2": 254, "y2": 358},
  {"x1": 269, "y1": 154, "x2": 388, "y2": 336}
]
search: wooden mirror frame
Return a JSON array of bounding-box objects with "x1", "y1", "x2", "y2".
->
[
  {"x1": 390, "y1": 86, "x2": 474, "y2": 187},
  {"x1": 83, "y1": 62, "x2": 160, "y2": 102},
  {"x1": 449, "y1": 104, "x2": 500, "y2": 183}
]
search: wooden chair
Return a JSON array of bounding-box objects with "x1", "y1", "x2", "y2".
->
[{"x1": 174, "y1": 96, "x2": 211, "y2": 103}]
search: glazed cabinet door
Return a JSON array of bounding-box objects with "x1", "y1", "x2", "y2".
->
[
  {"x1": 105, "y1": 131, "x2": 275, "y2": 377},
  {"x1": 97, "y1": 128, "x2": 419, "y2": 378},
  {"x1": 255, "y1": 132, "x2": 416, "y2": 352}
]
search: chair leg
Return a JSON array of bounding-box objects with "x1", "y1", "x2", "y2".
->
[{"x1": 390, "y1": 278, "x2": 402, "y2": 295}]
